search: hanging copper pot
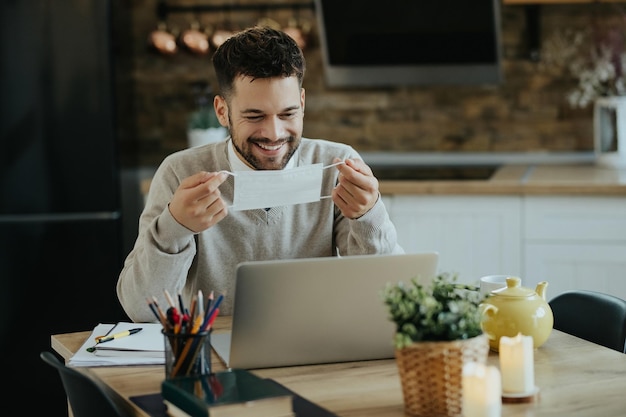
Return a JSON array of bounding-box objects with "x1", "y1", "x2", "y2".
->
[
  {"x1": 211, "y1": 27, "x2": 236, "y2": 49},
  {"x1": 148, "y1": 22, "x2": 177, "y2": 55},
  {"x1": 282, "y1": 17, "x2": 307, "y2": 50},
  {"x1": 181, "y1": 22, "x2": 210, "y2": 55}
]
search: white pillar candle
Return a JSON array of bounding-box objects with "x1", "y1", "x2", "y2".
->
[
  {"x1": 462, "y1": 362, "x2": 502, "y2": 417},
  {"x1": 499, "y1": 333, "x2": 535, "y2": 394}
]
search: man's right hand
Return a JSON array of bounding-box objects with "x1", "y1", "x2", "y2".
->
[{"x1": 168, "y1": 171, "x2": 229, "y2": 233}]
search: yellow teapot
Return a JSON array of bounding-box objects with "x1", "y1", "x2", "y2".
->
[{"x1": 480, "y1": 276, "x2": 554, "y2": 352}]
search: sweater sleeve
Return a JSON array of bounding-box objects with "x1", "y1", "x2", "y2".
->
[
  {"x1": 335, "y1": 195, "x2": 405, "y2": 256},
  {"x1": 116, "y1": 164, "x2": 197, "y2": 322}
]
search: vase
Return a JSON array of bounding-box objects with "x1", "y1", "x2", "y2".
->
[
  {"x1": 395, "y1": 334, "x2": 490, "y2": 417},
  {"x1": 594, "y1": 96, "x2": 626, "y2": 168},
  {"x1": 187, "y1": 127, "x2": 227, "y2": 148}
]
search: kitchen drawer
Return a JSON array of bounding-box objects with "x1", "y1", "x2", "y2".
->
[{"x1": 524, "y1": 196, "x2": 626, "y2": 241}]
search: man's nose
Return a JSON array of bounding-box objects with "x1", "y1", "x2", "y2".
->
[{"x1": 260, "y1": 117, "x2": 287, "y2": 141}]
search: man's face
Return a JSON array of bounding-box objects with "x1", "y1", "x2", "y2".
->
[{"x1": 215, "y1": 75, "x2": 305, "y2": 170}]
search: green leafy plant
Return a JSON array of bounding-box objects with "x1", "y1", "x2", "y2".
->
[
  {"x1": 381, "y1": 272, "x2": 484, "y2": 349},
  {"x1": 187, "y1": 81, "x2": 222, "y2": 130},
  {"x1": 188, "y1": 107, "x2": 221, "y2": 130}
]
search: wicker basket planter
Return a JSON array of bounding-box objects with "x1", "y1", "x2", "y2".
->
[{"x1": 395, "y1": 333, "x2": 490, "y2": 417}]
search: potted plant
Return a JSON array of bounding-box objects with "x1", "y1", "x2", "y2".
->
[{"x1": 381, "y1": 272, "x2": 489, "y2": 417}]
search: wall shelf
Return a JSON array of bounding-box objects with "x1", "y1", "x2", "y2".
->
[
  {"x1": 503, "y1": 0, "x2": 626, "y2": 61},
  {"x1": 156, "y1": 0, "x2": 314, "y2": 20},
  {"x1": 504, "y1": 0, "x2": 625, "y2": 4}
]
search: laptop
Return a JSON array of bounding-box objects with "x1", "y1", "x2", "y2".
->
[{"x1": 211, "y1": 252, "x2": 439, "y2": 369}]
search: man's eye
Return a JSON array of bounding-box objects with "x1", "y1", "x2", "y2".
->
[{"x1": 245, "y1": 116, "x2": 264, "y2": 122}]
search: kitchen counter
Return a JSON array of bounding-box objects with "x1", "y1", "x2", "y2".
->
[
  {"x1": 379, "y1": 164, "x2": 626, "y2": 196},
  {"x1": 139, "y1": 162, "x2": 626, "y2": 199}
]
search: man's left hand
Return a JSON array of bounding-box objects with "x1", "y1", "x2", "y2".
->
[{"x1": 331, "y1": 158, "x2": 379, "y2": 219}]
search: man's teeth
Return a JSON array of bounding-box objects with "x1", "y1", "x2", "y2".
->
[{"x1": 258, "y1": 143, "x2": 282, "y2": 150}]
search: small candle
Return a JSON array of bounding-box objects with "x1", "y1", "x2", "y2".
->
[
  {"x1": 462, "y1": 362, "x2": 502, "y2": 417},
  {"x1": 499, "y1": 333, "x2": 535, "y2": 394}
]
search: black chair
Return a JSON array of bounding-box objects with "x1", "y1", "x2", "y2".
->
[
  {"x1": 39, "y1": 351, "x2": 135, "y2": 417},
  {"x1": 549, "y1": 290, "x2": 626, "y2": 353}
]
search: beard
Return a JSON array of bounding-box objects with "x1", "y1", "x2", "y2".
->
[{"x1": 230, "y1": 129, "x2": 300, "y2": 170}]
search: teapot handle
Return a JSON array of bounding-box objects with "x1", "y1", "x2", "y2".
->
[
  {"x1": 480, "y1": 302, "x2": 498, "y2": 316},
  {"x1": 479, "y1": 302, "x2": 498, "y2": 342}
]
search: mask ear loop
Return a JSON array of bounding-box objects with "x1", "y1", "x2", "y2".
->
[
  {"x1": 216, "y1": 171, "x2": 237, "y2": 209},
  {"x1": 320, "y1": 160, "x2": 346, "y2": 200}
]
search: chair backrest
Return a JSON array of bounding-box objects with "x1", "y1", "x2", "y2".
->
[
  {"x1": 549, "y1": 290, "x2": 626, "y2": 353},
  {"x1": 39, "y1": 351, "x2": 135, "y2": 417}
]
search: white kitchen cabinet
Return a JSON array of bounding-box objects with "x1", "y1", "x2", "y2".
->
[
  {"x1": 382, "y1": 195, "x2": 522, "y2": 286},
  {"x1": 523, "y1": 196, "x2": 626, "y2": 301},
  {"x1": 525, "y1": 243, "x2": 626, "y2": 301}
]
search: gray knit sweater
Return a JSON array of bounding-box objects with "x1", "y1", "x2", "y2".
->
[{"x1": 117, "y1": 138, "x2": 403, "y2": 321}]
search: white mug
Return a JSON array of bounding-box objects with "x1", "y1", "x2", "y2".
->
[{"x1": 479, "y1": 275, "x2": 516, "y2": 297}]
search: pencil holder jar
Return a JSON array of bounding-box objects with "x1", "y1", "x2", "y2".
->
[{"x1": 163, "y1": 330, "x2": 211, "y2": 379}]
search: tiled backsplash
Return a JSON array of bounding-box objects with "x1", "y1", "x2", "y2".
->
[{"x1": 111, "y1": 1, "x2": 618, "y2": 167}]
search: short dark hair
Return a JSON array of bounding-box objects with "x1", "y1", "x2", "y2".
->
[{"x1": 212, "y1": 26, "x2": 306, "y2": 100}]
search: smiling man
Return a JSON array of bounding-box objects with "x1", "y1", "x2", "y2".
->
[{"x1": 117, "y1": 26, "x2": 403, "y2": 322}]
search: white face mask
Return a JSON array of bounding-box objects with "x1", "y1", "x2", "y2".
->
[{"x1": 223, "y1": 161, "x2": 342, "y2": 211}]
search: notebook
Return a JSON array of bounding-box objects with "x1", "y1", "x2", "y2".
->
[
  {"x1": 69, "y1": 322, "x2": 165, "y2": 367},
  {"x1": 211, "y1": 252, "x2": 439, "y2": 369}
]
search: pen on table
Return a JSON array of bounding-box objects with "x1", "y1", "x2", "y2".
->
[
  {"x1": 86, "y1": 328, "x2": 143, "y2": 352},
  {"x1": 95, "y1": 328, "x2": 143, "y2": 344}
]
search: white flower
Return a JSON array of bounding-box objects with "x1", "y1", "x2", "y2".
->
[
  {"x1": 567, "y1": 45, "x2": 626, "y2": 108},
  {"x1": 541, "y1": 17, "x2": 626, "y2": 109}
]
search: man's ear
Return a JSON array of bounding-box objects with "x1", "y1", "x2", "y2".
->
[{"x1": 214, "y1": 95, "x2": 229, "y2": 127}]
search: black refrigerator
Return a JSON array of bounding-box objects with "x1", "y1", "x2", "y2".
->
[{"x1": 1, "y1": 1, "x2": 129, "y2": 415}]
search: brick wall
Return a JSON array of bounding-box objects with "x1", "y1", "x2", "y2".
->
[{"x1": 112, "y1": 1, "x2": 618, "y2": 167}]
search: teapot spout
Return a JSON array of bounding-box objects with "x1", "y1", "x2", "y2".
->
[{"x1": 536, "y1": 281, "x2": 549, "y2": 300}]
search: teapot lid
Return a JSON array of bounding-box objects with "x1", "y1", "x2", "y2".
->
[{"x1": 491, "y1": 276, "x2": 535, "y2": 297}]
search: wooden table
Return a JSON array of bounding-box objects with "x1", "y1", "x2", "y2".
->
[{"x1": 52, "y1": 317, "x2": 626, "y2": 417}]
